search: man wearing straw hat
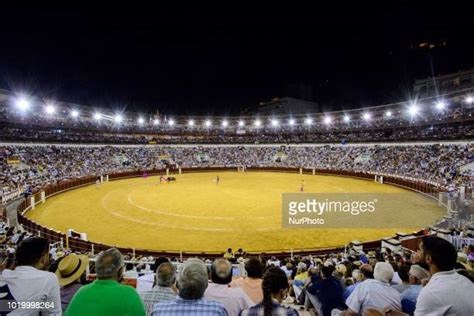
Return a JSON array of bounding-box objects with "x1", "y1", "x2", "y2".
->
[{"x1": 55, "y1": 253, "x2": 89, "y2": 311}]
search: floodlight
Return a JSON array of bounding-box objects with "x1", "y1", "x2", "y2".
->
[
  {"x1": 16, "y1": 98, "x2": 30, "y2": 111},
  {"x1": 435, "y1": 101, "x2": 445, "y2": 110},
  {"x1": 45, "y1": 104, "x2": 55, "y2": 114},
  {"x1": 409, "y1": 104, "x2": 419, "y2": 116}
]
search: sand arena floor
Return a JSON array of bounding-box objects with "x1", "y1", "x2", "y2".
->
[{"x1": 26, "y1": 171, "x2": 444, "y2": 253}]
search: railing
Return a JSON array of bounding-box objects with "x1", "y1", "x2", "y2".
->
[{"x1": 17, "y1": 167, "x2": 437, "y2": 258}]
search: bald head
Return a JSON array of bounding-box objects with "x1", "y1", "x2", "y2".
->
[{"x1": 211, "y1": 258, "x2": 232, "y2": 284}]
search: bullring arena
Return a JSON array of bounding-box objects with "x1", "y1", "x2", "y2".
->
[{"x1": 26, "y1": 169, "x2": 444, "y2": 253}]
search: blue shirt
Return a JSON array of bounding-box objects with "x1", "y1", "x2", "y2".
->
[
  {"x1": 307, "y1": 276, "x2": 346, "y2": 316},
  {"x1": 400, "y1": 285, "x2": 422, "y2": 303},
  {"x1": 151, "y1": 297, "x2": 228, "y2": 316},
  {"x1": 343, "y1": 282, "x2": 360, "y2": 301}
]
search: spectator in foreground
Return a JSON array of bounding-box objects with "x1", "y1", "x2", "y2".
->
[
  {"x1": 306, "y1": 264, "x2": 346, "y2": 316},
  {"x1": 413, "y1": 236, "x2": 474, "y2": 315},
  {"x1": 370, "y1": 237, "x2": 474, "y2": 316},
  {"x1": 0, "y1": 237, "x2": 62, "y2": 315},
  {"x1": 343, "y1": 264, "x2": 373, "y2": 300},
  {"x1": 66, "y1": 248, "x2": 145, "y2": 316},
  {"x1": 230, "y1": 257, "x2": 264, "y2": 304},
  {"x1": 136, "y1": 256, "x2": 169, "y2": 293},
  {"x1": 392, "y1": 265, "x2": 410, "y2": 293},
  {"x1": 152, "y1": 258, "x2": 227, "y2": 316},
  {"x1": 139, "y1": 262, "x2": 177, "y2": 315},
  {"x1": 55, "y1": 253, "x2": 89, "y2": 311},
  {"x1": 240, "y1": 266, "x2": 298, "y2": 316},
  {"x1": 337, "y1": 262, "x2": 401, "y2": 315},
  {"x1": 399, "y1": 264, "x2": 430, "y2": 314},
  {"x1": 205, "y1": 258, "x2": 253, "y2": 316}
]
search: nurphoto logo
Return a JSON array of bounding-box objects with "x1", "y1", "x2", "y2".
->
[{"x1": 282, "y1": 193, "x2": 426, "y2": 228}]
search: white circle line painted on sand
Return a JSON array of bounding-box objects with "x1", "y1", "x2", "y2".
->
[
  {"x1": 126, "y1": 187, "x2": 238, "y2": 221},
  {"x1": 100, "y1": 186, "x2": 239, "y2": 232}
]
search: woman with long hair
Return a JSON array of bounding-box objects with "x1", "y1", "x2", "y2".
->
[{"x1": 240, "y1": 266, "x2": 298, "y2": 316}]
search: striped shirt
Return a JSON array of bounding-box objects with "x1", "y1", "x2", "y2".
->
[
  {"x1": 139, "y1": 286, "x2": 176, "y2": 315},
  {"x1": 151, "y1": 297, "x2": 228, "y2": 316},
  {"x1": 240, "y1": 300, "x2": 299, "y2": 316}
]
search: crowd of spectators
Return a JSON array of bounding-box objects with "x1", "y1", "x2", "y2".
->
[
  {"x1": 0, "y1": 235, "x2": 473, "y2": 315},
  {"x1": 1, "y1": 143, "x2": 472, "y2": 201},
  {"x1": 0, "y1": 122, "x2": 472, "y2": 144}
]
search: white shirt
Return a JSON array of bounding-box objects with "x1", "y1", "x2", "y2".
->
[
  {"x1": 205, "y1": 283, "x2": 254, "y2": 316},
  {"x1": 346, "y1": 279, "x2": 401, "y2": 315},
  {"x1": 415, "y1": 270, "x2": 474, "y2": 316},
  {"x1": 280, "y1": 266, "x2": 293, "y2": 278},
  {"x1": 0, "y1": 266, "x2": 62, "y2": 315},
  {"x1": 136, "y1": 272, "x2": 155, "y2": 293},
  {"x1": 391, "y1": 272, "x2": 402, "y2": 284},
  {"x1": 123, "y1": 269, "x2": 139, "y2": 279}
]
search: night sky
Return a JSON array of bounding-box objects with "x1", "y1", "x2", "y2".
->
[{"x1": 0, "y1": 3, "x2": 473, "y2": 115}]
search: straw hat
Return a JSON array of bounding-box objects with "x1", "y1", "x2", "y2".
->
[
  {"x1": 336, "y1": 264, "x2": 347, "y2": 276},
  {"x1": 55, "y1": 254, "x2": 89, "y2": 287}
]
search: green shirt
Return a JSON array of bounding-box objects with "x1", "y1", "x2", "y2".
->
[{"x1": 65, "y1": 280, "x2": 146, "y2": 316}]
